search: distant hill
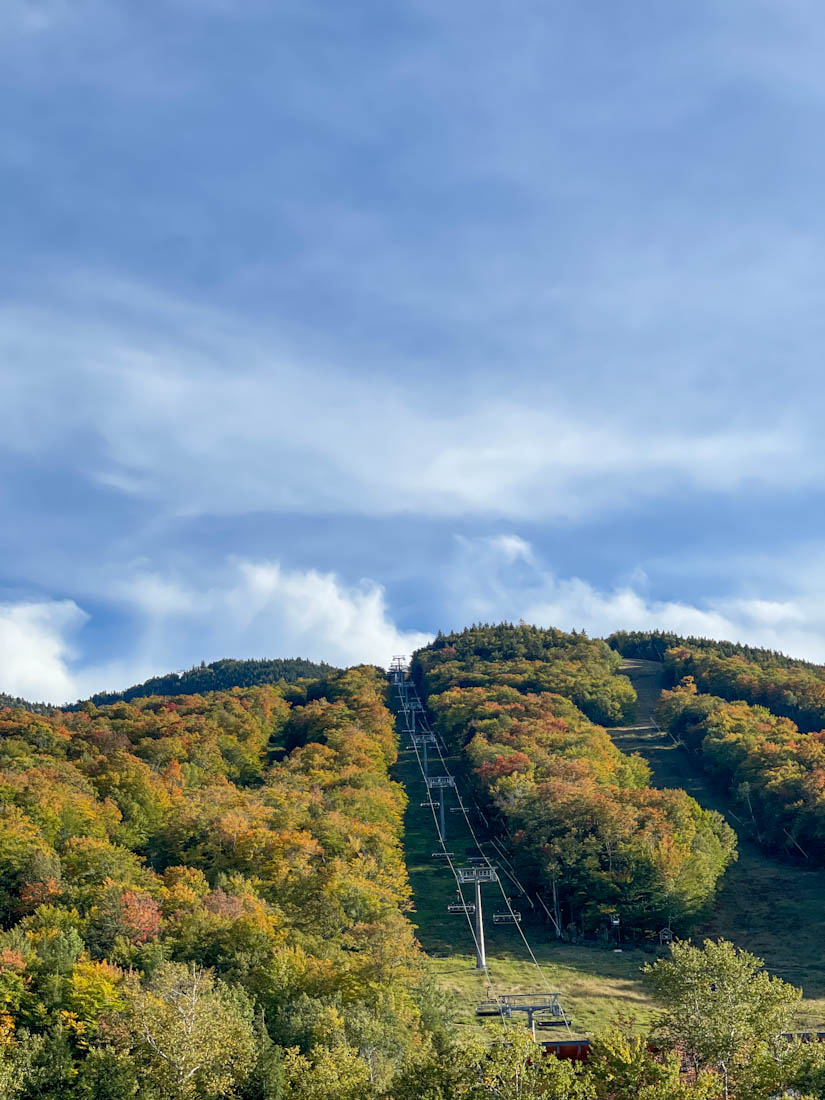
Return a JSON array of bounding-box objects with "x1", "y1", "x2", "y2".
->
[
  {"x1": 0, "y1": 691, "x2": 54, "y2": 715},
  {"x1": 73, "y1": 656, "x2": 338, "y2": 709}
]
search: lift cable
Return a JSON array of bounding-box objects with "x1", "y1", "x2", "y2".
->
[
  {"x1": 406, "y1": 676, "x2": 573, "y2": 1035},
  {"x1": 392, "y1": 675, "x2": 511, "y2": 1026}
]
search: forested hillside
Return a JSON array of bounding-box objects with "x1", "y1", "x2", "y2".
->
[
  {"x1": 655, "y1": 679, "x2": 825, "y2": 861},
  {"x1": 610, "y1": 631, "x2": 825, "y2": 732},
  {"x1": 609, "y1": 631, "x2": 825, "y2": 863},
  {"x1": 664, "y1": 645, "x2": 825, "y2": 734},
  {"x1": 77, "y1": 657, "x2": 337, "y2": 709},
  {"x1": 412, "y1": 625, "x2": 736, "y2": 935},
  {"x1": 6, "y1": 627, "x2": 825, "y2": 1097},
  {"x1": 0, "y1": 668, "x2": 428, "y2": 1097},
  {"x1": 423, "y1": 624, "x2": 637, "y2": 726},
  {"x1": 609, "y1": 629, "x2": 819, "y2": 669}
]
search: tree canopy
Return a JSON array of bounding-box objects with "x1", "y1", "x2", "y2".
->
[{"x1": 413, "y1": 625, "x2": 735, "y2": 935}]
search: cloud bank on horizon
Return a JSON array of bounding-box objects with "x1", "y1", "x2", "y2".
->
[{"x1": 3, "y1": 0, "x2": 825, "y2": 700}]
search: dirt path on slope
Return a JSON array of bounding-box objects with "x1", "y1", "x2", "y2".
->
[{"x1": 610, "y1": 659, "x2": 825, "y2": 1023}]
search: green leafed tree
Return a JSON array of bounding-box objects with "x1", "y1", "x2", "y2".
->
[
  {"x1": 114, "y1": 963, "x2": 257, "y2": 1099},
  {"x1": 644, "y1": 938, "x2": 800, "y2": 1100}
]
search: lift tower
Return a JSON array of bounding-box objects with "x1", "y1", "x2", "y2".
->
[
  {"x1": 426, "y1": 774, "x2": 456, "y2": 840},
  {"x1": 457, "y1": 865, "x2": 498, "y2": 970},
  {"x1": 412, "y1": 732, "x2": 438, "y2": 776}
]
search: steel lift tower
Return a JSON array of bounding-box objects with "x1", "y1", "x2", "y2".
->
[
  {"x1": 457, "y1": 865, "x2": 498, "y2": 970},
  {"x1": 425, "y1": 774, "x2": 456, "y2": 840},
  {"x1": 411, "y1": 732, "x2": 438, "y2": 776}
]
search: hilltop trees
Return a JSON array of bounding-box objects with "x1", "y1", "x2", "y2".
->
[
  {"x1": 1, "y1": 628, "x2": 822, "y2": 1097},
  {"x1": 80, "y1": 657, "x2": 337, "y2": 710},
  {"x1": 664, "y1": 646, "x2": 825, "y2": 734},
  {"x1": 609, "y1": 630, "x2": 825, "y2": 734},
  {"x1": 417, "y1": 625, "x2": 637, "y2": 726}
]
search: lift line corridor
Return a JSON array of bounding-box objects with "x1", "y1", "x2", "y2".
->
[{"x1": 389, "y1": 656, "x2": 574, "y2": 1044}]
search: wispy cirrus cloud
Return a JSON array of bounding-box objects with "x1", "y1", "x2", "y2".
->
[{"x1": 0, "y1": 281, "x2": 813, "y2": 525}]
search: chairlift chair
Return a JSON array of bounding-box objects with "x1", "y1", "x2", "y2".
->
[{"x1": 492, "y1": 912, "x2": 522, "y2": 924}]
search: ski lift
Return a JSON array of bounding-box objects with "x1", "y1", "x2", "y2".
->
[
  {"x1": 431, "y1": 851, "x2": 455, "y2": 860},
  {"x1": 659, "y1": 927, "x2": 674, "y2": 945},
  {"x1": 447, "y1": 901, "x2": 476, "y2": 915},
  {"x1": 493, "y1": 912, "x2": 522, "y2": 924}
]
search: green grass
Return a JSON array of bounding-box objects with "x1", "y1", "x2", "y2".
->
[
  {"x1": 394, "y1": 736, "x2": 660, "y2": 1038},
  {"x1": 613, "y1": 660, "x2": 825, "y2": 1031}
]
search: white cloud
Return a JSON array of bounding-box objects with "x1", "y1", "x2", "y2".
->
[
  {"x1": 0, "y1": 561, "x2": 432, "y2": 705},
  {"x1": 9, "y1": 542, "x2": 825, "y2": 707},
  {"x1": 0, "y1": 600, "x2": 87, "y2": 703},
  {"x1": 228, "y1": 561, "x2": 432, "y2": 665},
  {"x1": 484, "y1": 534, "x2": 534, "y2": 565},
  {"x1": 446, "y1": 534, "x2": 825, "y2": 664},
  {"x1": 0, "y1": 282, "x2": 815, "y2": 524}
]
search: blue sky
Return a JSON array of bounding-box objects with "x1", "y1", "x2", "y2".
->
[{"x1": 3, "y1": 0, "x2": 825, "y2": 702}]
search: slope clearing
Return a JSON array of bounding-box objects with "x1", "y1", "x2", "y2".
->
[
  {"x1": 611, "y1": 659, "x2": 825, "y2": 1029},
  {"x1": 394, "y1": 732, "x2": 659, "y2": 1035}
]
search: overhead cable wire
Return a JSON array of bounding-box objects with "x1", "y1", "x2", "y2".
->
[
  {"x1": 411, "y1": 678, "x2": 573, "y2": 1034},
  {"x1": 392, "y1": 674, "x2": 511, "y2": 1026}
]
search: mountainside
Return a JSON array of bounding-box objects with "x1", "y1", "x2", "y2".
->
[
  {"x1": 4, "y1": 625, "x2": 825, "y2": 1096},
  {"x1": 609, "y1": 628, "x2": 825, "y2": 670},
  {"x1": 413, "y1": 625, "x2": 736, "y2": 935},
  {"x1": 0, "y1": 667, "x2": 425, "y2": 1096},
  {"x1": 611, "y1": 630, "x2": 825, "y2": 860}
]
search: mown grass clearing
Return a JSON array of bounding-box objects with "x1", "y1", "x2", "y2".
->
[
  {"x1": 394, "y1": 736, "x2": 660, "y2": 1037},
  {"x1": 613, "y1": 659, "x2": 825, "y2": 1030}
]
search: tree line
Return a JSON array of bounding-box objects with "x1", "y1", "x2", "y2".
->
[
  {"x1": 609, "y1": 629, "x2": 819, "y2": 670},
  {"x1": 1, "y1": 643, "x2": 824, "y2": 1096},
  {"x1": 0, "y1": 693, "x2": 54, "y2": 717},
  {"x1": 662, "y1": 645, "x2": 825, "y2": 735},
  {"x1": 72, "y1": 656, "x2": 337, "y2": 710}
]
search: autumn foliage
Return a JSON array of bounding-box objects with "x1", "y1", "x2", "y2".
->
[
  {"x1": 413, "y1": 625, "x2": 736, "y2": 935},
  {"x1": 0, "y1": 667, "x2": 426, "y2": 1096}
]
